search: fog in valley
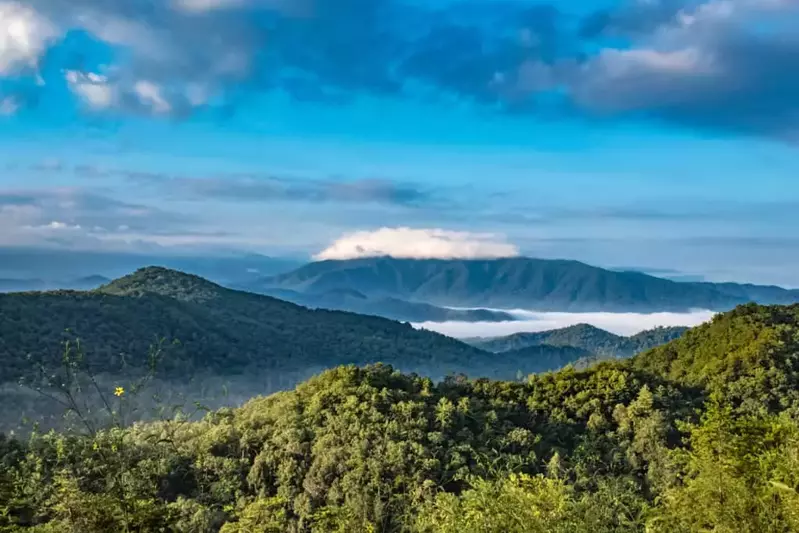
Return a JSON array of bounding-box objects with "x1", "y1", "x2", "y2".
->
[{"x1": 414, "y1": 309, "x2": 717, "y2": 339}]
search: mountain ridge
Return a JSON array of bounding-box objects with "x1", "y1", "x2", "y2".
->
[
  {"x1": 0, "y1": 267, "x2": 495, "y2": 385},
  {"x1": 0, "y1": 267, "x2": 695, "y2": 391},
  {"x1": 251, "y1": 256, "x2": 799, "y2": 312}
]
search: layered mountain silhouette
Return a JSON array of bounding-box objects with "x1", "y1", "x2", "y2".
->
[
  {"x1": 248, "y1": 256, "x2": 799, "y2": 312},
  {"x1": 0, "y1": 267, "x2": 695, "y2": 390},
  {"x1": 0, "y1": 267, "x2": 497, "y2": 386}
]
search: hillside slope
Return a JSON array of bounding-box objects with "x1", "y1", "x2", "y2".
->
[
  {"x1": 633, "y1": 303, "x2": 799, "y2": 411},
  {"x1": 255, "y1": 256, "x2": 799, "y2": 312},
  {"x1": 0, "y1": 267, "x2": 501, "y2": 385},
  {"x1": 4, "y1": 303, "x2": 799, "y2": 532}
]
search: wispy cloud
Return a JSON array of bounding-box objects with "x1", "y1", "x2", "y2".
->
[
  {"x1": 68, "y1": 164, "x2": 437, "y2": 207},
  {"x1": 156, "y1": 175, "x2": 433, "y2": 207},
  {"x1": 0, "y1": 188, "x2": 191, "y2": 247}
]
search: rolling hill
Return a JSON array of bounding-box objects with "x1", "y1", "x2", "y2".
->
[
  {"x1": 252, "y1": 256, "x2": 799, "y2": 312},
  {"x1": 3, "y1": 303, "x2": 799, "y2": 532},
  {"x1": 0, "y1": 267, "x2": 509, "y2": 386},
  {"x1": 632, "y1": 303, "x2": 799, "y2": 409},
  {"x1": 0, "y1": 267, "x2": 697, "y2": 394},
  {"x1": 468, "y1": 323, "x2": 688, "y2": 357}
]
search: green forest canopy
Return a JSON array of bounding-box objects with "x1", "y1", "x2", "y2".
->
[{"x1": 2, "y1": 302, "x2": 799, "y2": 532}]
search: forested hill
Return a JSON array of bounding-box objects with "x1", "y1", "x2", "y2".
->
[
  {"x1": 255, "y1": 256, "x2": 799, "y2": 312},
  {"x1": 0, "y1": 267, "x2": 497, "y2": 385},
  {"x1": 469, "y1": 324, "x2": 688, "y2": 357},
  {"x1": 0, "y1": 267, "x2": 696, "y2": 391},
  {"x1": 633, "y1": 303, "x2": 799, "y2": 409},
  {"x1": 2, "y1": 303, "x2": 799, "y2": 532}
]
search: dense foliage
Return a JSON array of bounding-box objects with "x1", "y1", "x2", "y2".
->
[
  {"x1": 0, "y1": 268, "x2": 495, "y2": 386},
  {"x1": 256, "y1": 256, "x2": 799, "y2": 312},
  {"x1": 469, "y1": 324, "x2": 688, "y2": 357},
  {"x1": 2, "y1": 303, "x2": 799, "y2": 531},
  {"x1": 634, "y1": 303, "x2": 799, "y2": 415}
]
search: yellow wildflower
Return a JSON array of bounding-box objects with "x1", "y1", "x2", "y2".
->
[{"x1": 114, "y1": 386, "x2": 125, "y2": 397}]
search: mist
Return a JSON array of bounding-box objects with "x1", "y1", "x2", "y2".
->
[{"x1": 414, "y1": 309, "x2": 717, "y2": 339}]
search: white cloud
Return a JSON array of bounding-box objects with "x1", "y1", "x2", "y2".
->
[
  {"x1": 314, "y1": 227, "x2": 520, "y2": 261},
  {"x1": 65, "y1": 70, "x2": 116, "y2": 110},
  {"x1": 571, "y1": 0, "x2": 799, "y2": 131},
  {"x1": 173, "y1": 0, "x2": 248, "y2": 12},
  {"x1": 133, "y1": 80, "x2": 172, "y2": 114},
  {"x1": 597, "y1": 48, "x2": 711, "y2": 76},
  {"x1": 0, "y1": 95, "x2": 19, "y2": 115},
  {"x1": 678, "y1": 0, "x2": 793, "y2": 26},
  {"x1": 173, "y1": 0, "x2": 304, "y2": 14},
  {"x1": 44, "y1": 220, "x2": 81, "y2": 230},
  {"x1": 65, "y1": 71, "x2": 190, "y2": 116},
  {"x1": 4, "y1": 0, "x2": 262, "y2": 116},
  {"x1": 0, "y1": 1, "x2": 57, "y2": 75},
  {"x1": 415, "y1": 308, "x2": 716, "y2": 338}
]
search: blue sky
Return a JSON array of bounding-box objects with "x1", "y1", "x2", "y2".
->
[{"x1": 1, "y1": 0, "x2": 798, "y2": 285}]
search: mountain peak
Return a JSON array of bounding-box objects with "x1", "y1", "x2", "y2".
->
[
  {"x1": 98, "y1": 266, "x2": 225, "y2": 302},
  {"x1": 558, "y1": 323, "x2": 607, "y2": 333}
]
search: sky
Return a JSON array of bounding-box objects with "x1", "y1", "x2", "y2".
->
[{"x1": 1, "y1": 0, "x2": 799, "y2": 286}]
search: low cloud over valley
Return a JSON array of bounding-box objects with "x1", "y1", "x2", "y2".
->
[{"x1": 415, "y1": 308, "x2": 717, "y2": 339}]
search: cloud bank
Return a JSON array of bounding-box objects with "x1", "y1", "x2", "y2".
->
[
  {"x1": 415, "y1": 308, "x2": 716, "y2": 338},
  {"x1": 314, "y1": 227, "x2": 520, "y2": 260},
  {"x1": 0, "y1": 0, "x2": 797, "y2": 137}
]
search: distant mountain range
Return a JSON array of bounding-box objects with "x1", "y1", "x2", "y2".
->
[
  {"x1": 8, "y1": 254, "x2": 798, "y2": 319},
  {"x1": 0, "y1": 268, "x2": 517, "y2": 388},
  {"x1": 246, "y1": 256, "x2": 799, "y2": 312},
  {"x1": 0, "y1": 268, "x2": 693, "y2": 390}
]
